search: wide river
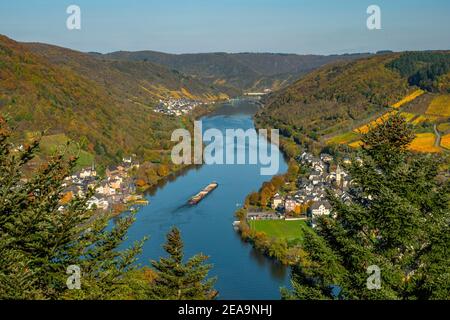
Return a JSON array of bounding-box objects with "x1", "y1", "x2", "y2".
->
[{"x1": 121, "y1": 99, "x2": 290, "y2": 299}]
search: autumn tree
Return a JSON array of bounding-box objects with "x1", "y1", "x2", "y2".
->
[
  {"x1": 247, "y1": 192, "x2": 260, "y2": 207},
  {"x1": 286, "y1": 160, "x2": 300, "y2": 182}
]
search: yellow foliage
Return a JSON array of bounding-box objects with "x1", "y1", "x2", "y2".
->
[
  {"x1": 348, "y1": 140, "x2": 364, "y2": 148},
  {"x1": 327, "y1": 131, "x2": 359, "y2": 145},
  {"x1": 426, "y1": 95, "x2": 450, "y2": 117},
  {"x1": 217, "y1": 93, "x2": 230, "y2": 100},
  {"x1": 354, "y1": 111, "x2": 397, "y2": 134},
  {"x1": 168, "y1": 90, "x2": 182, "y2": 99},
  {"x1": 411, "y1": 114, "x2": 440, "y2": 125},
  {"x1": 60, "y1": 192, "x2": 73, "y2": 205},
  {"x1": 391, "y1": 89, "x2": 425, "y2": 109},
  {"x1": 437, "y1": 123, "x2": 450, "y2": 133},
  {"x1": 140, "y1": 85, "x2": 165, "y2": 100},
  {"x1": 441, "y1": 134, "x2": 450, "y2": 150},
  {"x1": 399, "y1": 112, "x2": 416, "y2": 122},
  {"x1": 408, "y1": 133, "x2": 441, "y2": 153},
  {"x1": 181, "y1": 88, "x2": 195, "y2": 100}
]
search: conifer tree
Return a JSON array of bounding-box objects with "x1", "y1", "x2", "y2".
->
[
  {"x1": 148, "y1": 227, "x2": 217, "y2": 300},
  {"x1": 0, "y1": 116, "x2": 144, "y2": 299},
  {"x1": 283, "y1": 114, "x2": 449, "y2": 300}
]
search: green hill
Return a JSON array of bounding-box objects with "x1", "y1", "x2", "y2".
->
[
  {"x1": 26, "y1": 42, "x2": 234, "y2": 103},
  {"x1": 0, "y1": 35, "x2": 212, "y2": 166}
]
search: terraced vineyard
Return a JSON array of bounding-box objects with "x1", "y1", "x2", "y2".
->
[
  {"x1": 391, "y1": 89, "x2": 425, "y2": 109},
  {"x1": 426, "y1": 95, "x2": 450, "y2": 117},
  {"x1": 408, "y1": 133, "x2": 442, "y2": 153},
  {"x1": 327, "y1": 89, "x2": 450, "y2": 153},
  {"x1": 259, "y1": 51, "x2": 450, "y2": 155},
  {"x1": 441, "y1": 134, "x2": 450, "y2": 150},
  {"x1": 354, "y1": 111, "x2": 398, "y2": 134}
]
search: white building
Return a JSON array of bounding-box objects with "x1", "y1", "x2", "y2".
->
[
  {"x1": 310, "y1": 202, "x2": 332, "y2": 217},
  {"x1": 284, "y1": 197, "x2": 298, "y2": 213},
  {"x1": 271, "y1": 194, "x2": 284, "y2": 209},
  {"x1": 310, "y1": 201, "x2": 332, "y2": 228},
  {"x1": 87, "y1": 197, "x2": 109, "y2": 210},
  {"x1": 79, "y1": 167, "x2": 97, "y2": 179},
  {"x1": 96, "y1": 184, "x2": 116, "y2": 196}
]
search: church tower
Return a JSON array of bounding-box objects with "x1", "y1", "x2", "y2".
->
[{"x1": 336, "y1": 164, "x2": 342, "y2": 187}]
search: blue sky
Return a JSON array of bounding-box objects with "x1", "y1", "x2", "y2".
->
[{"x1": 0, "y1": 0, "x2": 449, "y2": 54}]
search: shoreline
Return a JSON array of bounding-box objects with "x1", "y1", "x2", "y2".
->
[
  {"x1": 236, "y1": 106, "x2": 304, "y2": 265},
  {"x1": 109, "y1": 99, "x2": 229, "y2": 218}
]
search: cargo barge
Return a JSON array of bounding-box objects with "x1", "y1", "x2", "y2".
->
[{"x1": 189, "y1": 182, "x2": 218, "y2": 205}]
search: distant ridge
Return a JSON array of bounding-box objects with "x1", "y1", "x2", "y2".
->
[{"x1": 98, "y1": 50, "x2": 372, "y2": 92}]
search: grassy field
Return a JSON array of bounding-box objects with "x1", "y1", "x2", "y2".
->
[
  {"x1": 438, "y1": 122, "x2": 450, "y2": 133},
  {"x1": 327, "y1": 131, "x2": 359, "y2": 145},
  {"x1": 39, "y1": 134, "x2": 95, "y2": 169},
  {"x1": 426, "y1": 95, "x2": 450, "y2": 117},
  {"x1": 399, "y1": 112, "x2": 417, "y2": 122},
  {"x1": 249, "y1": 219, "x2": 308, "y2": 242},
  {"x1": 408, "y1": 133, "x2": 442, "y2": 153},
  {"x1": 391, "y1": 89, "x2": 425, "y2": 109}
]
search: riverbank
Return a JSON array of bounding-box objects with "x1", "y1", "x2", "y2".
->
[
  {"x1": 235, "y1": 121, "x2": 356, "y2": 266},
  {"x1": 233, "y1": 102, "x2": 312, "y2": 265},
  {"x1": 233, "y1": 157, "x2": 308, "y2": 265},
  {"x1": 235, "y1": 208, "x2": 307, "y2": 265},
  {"x1": 131, "y1": 97, "x2": 260, "y2": 195}
]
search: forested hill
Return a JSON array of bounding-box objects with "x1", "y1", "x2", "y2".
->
[
  {"x1": 100, "y1": 51, "x2": 372, "y2": 92},
  {"x1": 26, "y1": 42, "x2": 235, "y2": 102},
  {"x1": 255, "y1": 51, "x2": 450, "y2": 154},
  {"x1": 0, "y1": 35, "x2": 220, "y2": 165}
]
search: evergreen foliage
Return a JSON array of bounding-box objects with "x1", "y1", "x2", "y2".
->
[
  {"x1": 147, "y1": 227, "x2": 217, "y2": 300},
  {"x1": 283, "y1": 114, "x2": 450, "y2": 300},
  {"x1": 0, "y1": 116, "x2": 144, "y2": 299},
  {"x1": 387, "y1": 52, "x2": 450, "y2": 92}
]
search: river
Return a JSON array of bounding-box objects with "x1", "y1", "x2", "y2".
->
[{"x1": 121, "y1": 99, "x2": 290, "y2": 299}]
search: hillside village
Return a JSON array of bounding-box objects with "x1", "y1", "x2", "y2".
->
[
  {"x1": 247, "y1": 152, "x2": 355, "y2": 228},
  {"x1": 154, "y1": 98, "x2": 207, "y2": 116},
  {"x1": 60, "y1": 157, "x2": 147, "y2": 215}
]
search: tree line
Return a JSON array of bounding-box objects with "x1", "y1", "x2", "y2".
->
[{"x1": 387, "y1": 52, "x2": 450, "y2": 92}]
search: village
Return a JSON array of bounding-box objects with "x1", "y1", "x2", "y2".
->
[
  {"x1": 154, "y1": 98, "x2": 206, "y2": 116},
  {"x1": 60, "y1": 157, "x2": 147, "y2": 215},
  {"x1": 247, "y1": 152, "x2": 356, "y2": 228}
]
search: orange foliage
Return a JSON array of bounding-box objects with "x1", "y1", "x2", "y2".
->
[
  {"x1": 408, "y1": 133, "x2": 442, "y2": 153},
  {"x1": 441, "y1": 134, "x2": 450, "y2": 150},
  {"x1": 60, "y1": 191, "x2": 73, "y2": 205}
]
